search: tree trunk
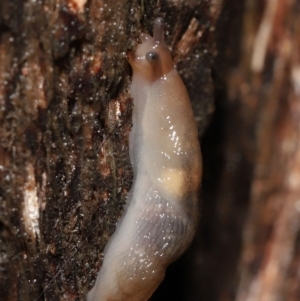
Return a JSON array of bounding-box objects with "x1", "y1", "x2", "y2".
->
[
  {"x1": 0, "y1": 1, "x2": 218, "y2": 300},
  {"x1": 2, "y1": 0, "x2": 299, "y2": 300},
  {"x1": 194, "y1": 0, "x2": 300, "y2": 300}
]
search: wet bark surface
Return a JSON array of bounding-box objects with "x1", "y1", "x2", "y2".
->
[
  {"x1": 0, "y1": 1, "x2": 217, "y2": 300},
  {"x1": 1, "y1": 0, "x2": 300, "y2": 300}
]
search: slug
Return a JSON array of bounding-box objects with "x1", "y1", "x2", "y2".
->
[{"x1": 87, "y1": 18, "x2": 202, "y2": 301}]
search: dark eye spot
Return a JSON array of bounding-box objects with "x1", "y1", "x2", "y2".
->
[{"x1": 146, "y1": 51, "x2": 159, "y2": 62}]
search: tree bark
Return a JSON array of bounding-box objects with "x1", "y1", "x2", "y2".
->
[
  {"x1": 0, "y1": 1, "x2": 218, "y2": 300},
  {"x1": 3, "y1": 0, "x2": 299, "y2": 301},
  {"x1": 229, "y1": 1, "x2": 300, "y2": 300},
  {"x1": 195, "y1": 0, "x2": 300, "y2": 300}
]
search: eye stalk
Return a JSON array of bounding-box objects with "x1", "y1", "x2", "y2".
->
[
  {"x1": 146, "y1": 51, "x2": 159, "y2": 62},
  {"x1": 153, "y1": 18, "x2": 164, "y2": 43},
  {"x1": 128, "y1": 17, "x2": 174, "y2": 83}
]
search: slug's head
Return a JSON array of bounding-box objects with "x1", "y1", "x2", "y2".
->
[{"x1": 129, "y1": 18, "x2": 174, "y2": 83}]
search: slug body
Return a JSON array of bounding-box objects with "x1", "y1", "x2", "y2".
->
[{"x1": 87, "y1": 18, "x2": 202, "y2": 301}]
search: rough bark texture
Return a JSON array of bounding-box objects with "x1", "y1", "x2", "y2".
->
[
  {"x1": 1, "y1": 0, "x2": 299, "y2": 300},
  {"x1": 0, "y1": 1, "x2": 217, "y2": 301}
]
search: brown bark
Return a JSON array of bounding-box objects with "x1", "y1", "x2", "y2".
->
[
  {"x1": 0, "y1": 1, "x2": 218, "y2": 301},
  {"x1": 3, "y1": 0, "x2": 299, "y2": 300},
  {"x1": 192, "y1": 0, "x2": 300, "y2": 301},
  {"x1": 231, "y1": 1, "x2": 300, "y2": 300}
]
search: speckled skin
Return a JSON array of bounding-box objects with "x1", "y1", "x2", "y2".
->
[{"x1": 87, "y1": 18, "x2": 202, "y2": 301}]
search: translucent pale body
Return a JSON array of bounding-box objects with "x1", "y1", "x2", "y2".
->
[{"x1": 87, "y1": 18, "x2": 202, "y2": 301}]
